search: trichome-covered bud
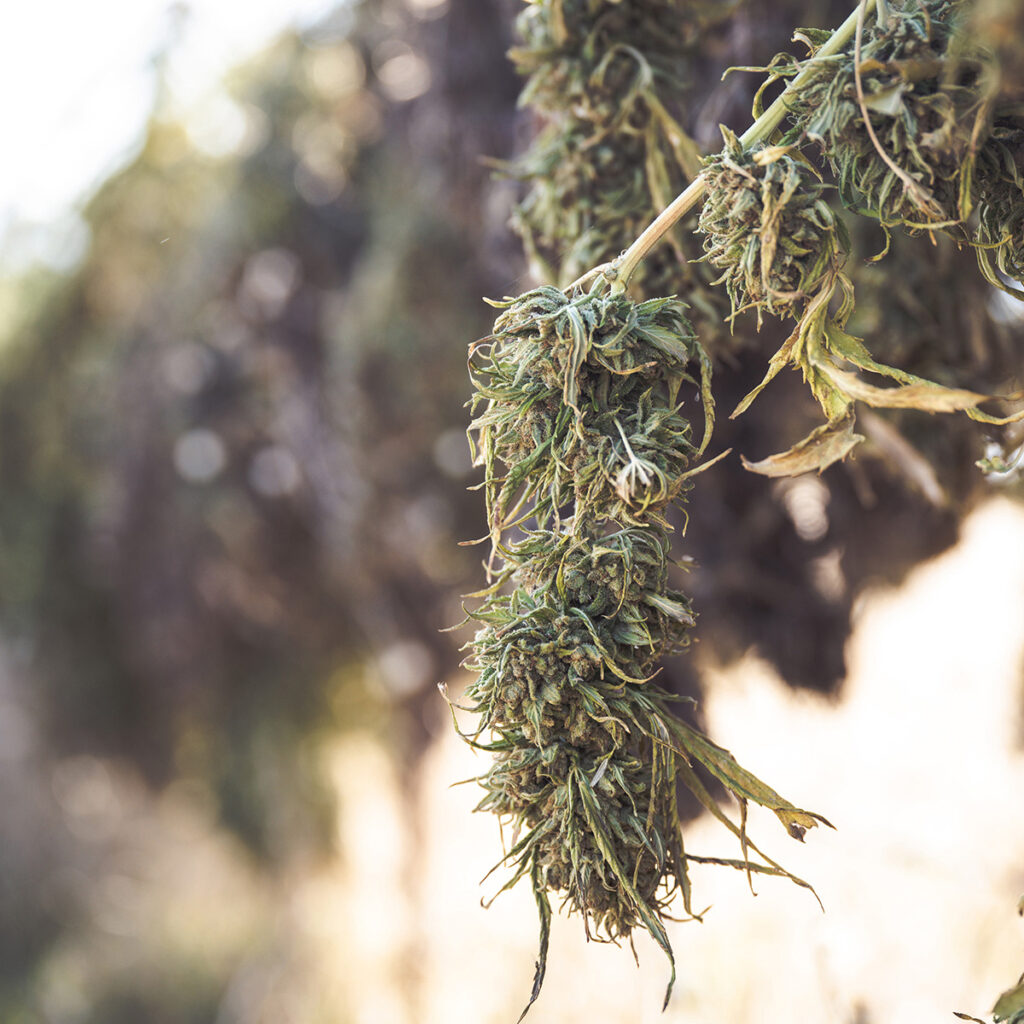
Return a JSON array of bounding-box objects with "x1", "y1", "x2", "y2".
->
[
  {"x1": 507, "y1": 0, "x2": 734, "y2": 328},
  {"x1": 475, "y1": 739, "x2": 690, "y2": 943},
  {"x1": 468, "y1": 285, "x2": 711, "y2": 537},
  {"x1": 465, "y1": 527, "x2": 691, "y2": 748},
  {"x1": 698, "y1": 128, "x2": 849, "y2": 325},
  {"x1": 784, "y1": 0, "x2": 984, "y2": 236},
  {"x1": 457, "y1": 280, "x2": 828, "y2": 1019}
]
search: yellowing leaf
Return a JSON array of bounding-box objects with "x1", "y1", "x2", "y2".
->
[
  {"x1": 741, "y1": 414, "x2": 864, "y2": 477},
  {"x1": 774, "y1": 808, "x2": 828, "y2": 841},
  {"x1": 753, "y1": 143, "x2": 798, "y2": 166},
  {"x1": 820, "y1": 365, "x2": 989, "y2": 412},
  {"x1": 672, "y1": 719, "x2": 835, "y2": 834},
  {"x1": 856, "y1": 57, "x2": 887, "y2": 74},
  {"x1": 731, "y1": 329, "x2": 798, "y2": 418},
  {"x1": 861, "y1": 84, "x2": 906, "y2": 116}
]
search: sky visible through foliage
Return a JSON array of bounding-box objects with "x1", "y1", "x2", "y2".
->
[{"x1": 0, "y1": 0, "x2": 344, "y2": 272}]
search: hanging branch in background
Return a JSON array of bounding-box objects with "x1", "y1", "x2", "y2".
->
[
  {"x1": 505, "y1": 0, "x2": 733, "y2": 331},
  {"x1": 692, "y1": 0, "x2": 1024, "y2": 473}
]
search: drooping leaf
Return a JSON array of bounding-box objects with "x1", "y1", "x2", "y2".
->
[
  {"x1": 818, "y1": 364, "x2": 991, "y2": 412},
  {"x1": 741, "y1": 413, "x2": 865, "y2": 477}
]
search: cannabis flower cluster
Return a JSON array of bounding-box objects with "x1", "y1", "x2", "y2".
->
[
  {"x1": 778, "y1": 0, "x2": 1024, "y2": 294},
  {"x1": 698, "y1": 127, "x2": 850, "y2": 325},
  {"x1": 785, "y1": 0, "x2": 983, "y2": 234},
  {"x1": 453, "y1": 0, "x2": 1023, "y2": 1015},
  {"x1": 691, "y1": 0, "x2": 1024, "y2": 475},
  {"x1": 470, "y1": 286, "x2": 711, "y2": 535},
  {"x1": 975, "y1": 128, "x2": 1024, "y2": 290},
  {"x1": 459, "y1": 283, "x2": 826, "y2": 1016},
  {"x1": 508, "y1": 0, "x2": 730, "y2": 313}
]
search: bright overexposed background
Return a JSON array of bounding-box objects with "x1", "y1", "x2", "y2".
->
[{"x1": 0, "y1": 0, "x2": 343, "y2": 271}]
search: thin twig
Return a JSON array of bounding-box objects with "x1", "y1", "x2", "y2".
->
[{"x1": 567, "y1": 261, "x2": 613, "y2": 291}]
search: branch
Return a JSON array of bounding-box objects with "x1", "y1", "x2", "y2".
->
[{"x1": 613, "y1": 0, "x2": 878, "y2": 289}]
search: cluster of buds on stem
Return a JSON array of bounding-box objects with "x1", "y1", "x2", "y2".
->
[
  {"x1": 458, "y1": 281, "x2": 827, "y2": 1016},
  {"x1": 453, "y1": 0, "x2": 1024, "y2": 1014},
  {"x1": 507, "y1": 0, "x2": 732, "y2": 325}
]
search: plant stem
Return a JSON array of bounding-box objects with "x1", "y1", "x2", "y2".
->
[{"x1": 613, "y1": 0, "x2": 878, "y2": 290}]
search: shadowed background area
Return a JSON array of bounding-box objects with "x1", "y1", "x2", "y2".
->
[{"x1": 0, "y1": 1, "x2": 1022, "y2": 1021}]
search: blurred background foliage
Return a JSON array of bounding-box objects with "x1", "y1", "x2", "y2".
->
[{"x1": 0, "y1": 0, "x2": 1021, "y2": 1021}]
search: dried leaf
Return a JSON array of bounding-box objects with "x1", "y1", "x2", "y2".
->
[
  {"x1": 741, "y1": 414, "x2": 864, "y2": 477},
  {"x1": 860, "y1": 83, "x2": 906, "y2": 116},
  {"x1": 516, "y1": 867, "x2": 551, "y2": 1024},
  {"x1": 731, "y1": 329, "x2": 799, "y2": 418},
  {"x1": 819, "y1": 364, "x2": 990, "y2": 412}
]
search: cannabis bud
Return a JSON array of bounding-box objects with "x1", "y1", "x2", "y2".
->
[
  {"x1": 506, "y1": 0, "x2": 732, "y2": 325},
  {"x1": 469, "y1": 285, "x2": 711, "y2": 538},
  {"x1": 451, "y1": 0, "x2": 1024, "y2": 1015},
  {"x1": 785, "y1": 0, "x2": 980, "y2": 237},
  {"x1": 457, "y1": 282, "x2": 826, "y2": 1018},
  {"x1": 698, "y1": 127, "x2": 849, "y2": 325},
  {"x1": 974, "y1": 129, "x2": 1024, "y2": 290},
  {"x1": 465, "y1": 526, "x2": 697, "y2": 943}
]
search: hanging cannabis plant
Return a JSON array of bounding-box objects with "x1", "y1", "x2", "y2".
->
[
  {"x1": 702, "y1": 0, "x2": 1024, "y2": 474},
  {"x1": 765, "y1": 0, "x2": 1024, "y2": 293},
  {"x1": 698, "y1": 127, "x2": 850, "y2": 325},
  {"x1": 456, "y1": 279, "x2": 828, "y2": 1017},
  {"x1": 782, "y1": 0, "x2": 983, "y2": 236},
  {"x1": 453, "y1": 0, "x2": 1024, "y2": 1016},
  {"x1": 469, "y1": 286, "x2": 712, "y2": 538}
]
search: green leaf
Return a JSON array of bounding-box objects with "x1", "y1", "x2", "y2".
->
[
  {"x1": 574, "y1": 768, "x2": 677, "y2": 1010},
  {"x1": 643, "y1": 592, "x2": 696, "y2": 626},
  {"x1": 517, "y1": 863, "x2": 552, "y2": 1023},
  {"x1": 562, "y1": 304, "x2": 589, "y2": 412}
]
